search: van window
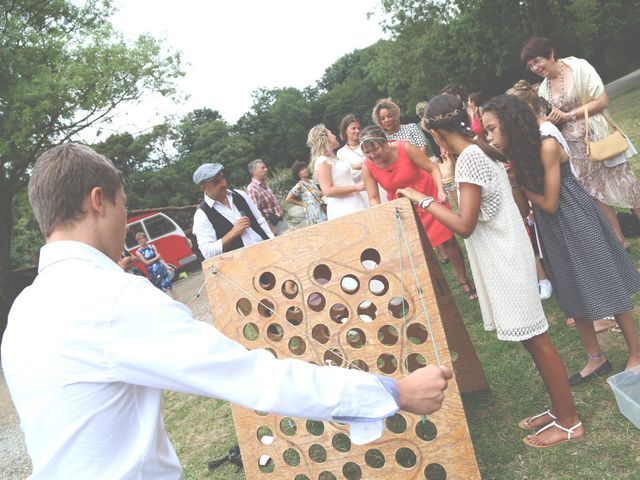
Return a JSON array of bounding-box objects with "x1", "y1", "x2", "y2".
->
[
  {"x1": 125, "y1": 222, "x2": 145, "y2": 249},
  {"x1": 144, "y1": 214, "x2": 177, "y2": 240}
]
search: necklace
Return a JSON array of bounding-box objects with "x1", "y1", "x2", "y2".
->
[
  {"x1": 548, "y1": 60, "x2": 564, "y2": 106},
  {"x1": 346, "y1": 144, "x2": 363, "y2": 157}
]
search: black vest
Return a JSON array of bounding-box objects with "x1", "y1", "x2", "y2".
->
[{"x1": 199, "y1": 190, "x2": 270, "y2": 253}]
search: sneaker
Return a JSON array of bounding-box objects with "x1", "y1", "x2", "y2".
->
[{"x1": 539, "y1": 279, "x2": 553, "y2": 300}]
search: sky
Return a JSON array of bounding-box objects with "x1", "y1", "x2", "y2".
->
[{"x1": 101, "y1": 0, "x2": 388, "y2": 137}]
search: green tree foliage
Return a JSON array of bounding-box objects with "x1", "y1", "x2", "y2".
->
[
  {"x1": 1, "y1": 0, "x2": 183, "y2": 337},
  {"x1": 235, "y1": 88, "x2": 314, "y2": 171}
]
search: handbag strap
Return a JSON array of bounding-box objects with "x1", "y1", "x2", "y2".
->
[
  {"x1": 300, "y1": 181, "x2": 325, "y2": 205},
  {"x1": 583, "y1": 107, "x2": 621, "y2": 144}
]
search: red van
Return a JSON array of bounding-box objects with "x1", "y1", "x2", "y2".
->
[{"x1": 126, "y1": 212, "x2": 198, "y2": 275}]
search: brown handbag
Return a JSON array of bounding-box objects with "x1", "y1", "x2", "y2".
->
[{"x1": 584, "y1": 108, "x2": 628, "y2": 162}]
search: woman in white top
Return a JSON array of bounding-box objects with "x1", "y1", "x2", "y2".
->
[
  {"x1": 336, "y1": 114, "x2": 386, "y2": 204},
  {"x1": 307, "y1": 124, "x2": 366, "y2": 220}
]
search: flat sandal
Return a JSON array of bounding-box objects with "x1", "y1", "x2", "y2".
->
[
  {"x1": 522, "y1": 420, "x2": 583, "y2": 449},
  {"x1": 518, "y1": 409, "x2": 556, "y2": 430}
]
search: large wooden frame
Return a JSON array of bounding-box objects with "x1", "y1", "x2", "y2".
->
[{"x1": 205, "y1": 198, "x2": 487, "y2": 479}]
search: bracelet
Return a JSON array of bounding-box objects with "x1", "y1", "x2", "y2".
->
[
  {"x1": 441, "y1": 176, "x2": 455, "y2": 184},
  {"x1": 511, "y1": 184, "x2": 523, "y2": 190},
  {"x1": 444, "y1": 182, "x2": 457, "y2": 193}
]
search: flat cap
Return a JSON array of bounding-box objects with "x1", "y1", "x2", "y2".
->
[{"x1": 193, "y1": 163, "x2": 224, "y2": 185}]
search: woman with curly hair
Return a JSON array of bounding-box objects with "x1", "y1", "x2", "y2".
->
[
  {"x1": 489, "y1": 91, "x2": 640, "y2": 386},
  {"x1": 397, "y1": 94, "x2": 581, "y2": 448}
]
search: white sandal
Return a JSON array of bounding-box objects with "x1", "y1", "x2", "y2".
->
[
  {"x1": 518, "y1": 409, "x2": 556, "y2": 430},
  {"x1": 523, "y1": 420, "x2": 583, "y2": 448}
]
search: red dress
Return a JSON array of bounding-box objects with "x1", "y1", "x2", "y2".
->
[{"x1": 364, "y1": 141, "x2": 454, "y2": 247}]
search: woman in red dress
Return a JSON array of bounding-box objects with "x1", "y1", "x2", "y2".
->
[{"x1": 361, "y1": 125, "x2": 477, "y2": 299}]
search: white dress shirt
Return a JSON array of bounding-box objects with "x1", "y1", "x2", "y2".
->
[
  {"x1": 192, "y1": 190, "x2": 274, "y2": 259},
  {"x1": 1, "y1": 241, "x2": 399, "y2": 479}
]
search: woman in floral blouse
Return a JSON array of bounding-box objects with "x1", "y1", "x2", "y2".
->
[{"x1": 286, "y1": 160, "x2": 327, "y2": 226}]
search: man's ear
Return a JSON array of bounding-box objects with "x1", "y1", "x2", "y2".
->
[
  {"x1": 88, "y1": 186, "x2": 106, "y2": 216},
  {"x1": 199, "y1": 184, "x2": 206, "y2": 193}
]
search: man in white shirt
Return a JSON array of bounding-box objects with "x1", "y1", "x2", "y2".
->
[
  {"x1": 1, "y1": 143, "x2": 452, "y2": 479},
  {"x1": 192, "y1": 162, "x2": 273, "y2": 258}
]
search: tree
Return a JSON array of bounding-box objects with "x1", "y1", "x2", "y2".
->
[{"x1": 0, "y1": 0, "x2": 183, "y2": 340}]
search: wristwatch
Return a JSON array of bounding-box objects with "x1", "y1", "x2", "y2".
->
[{"x1": 419, "y1": 196, "x2": 435, "y2": 210}]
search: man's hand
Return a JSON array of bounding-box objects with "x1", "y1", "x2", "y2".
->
[
  {"x1": 396, "y1": 365, "x2": 453, "y2": 415},
  {"x1": 230, "y1": 216, "x2": 251, "y2": 237}
]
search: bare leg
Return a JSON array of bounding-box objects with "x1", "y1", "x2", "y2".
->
[
  {"x1": 442, "y1": 238, "x2": 476, "y2": 298},
  {"x1": 574, "y1": 319, "x2": 607, "y2": 376},
  {"x1": 596, "y1": 199, "x2": 625, "y2": 244},
  {"x1": 614, "y1": 311, "x2": 640, "y2": 369},
  {"x1": 436, "y1": 244, "x2": 449, "y2": 262},
  {"x1": 535, "y1": 257, "x2": 546, "y2": 281},
  {"x1": 521, "y1": 333, "x2": 582, "y2": 445}
]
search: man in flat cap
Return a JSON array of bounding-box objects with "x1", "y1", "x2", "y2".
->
[
  {"x1": 246, "y1": 159, "x2": 289, "y2": 235},
  {"x1": 192, "y1": 163, "x2": 273, "y2": 258}
]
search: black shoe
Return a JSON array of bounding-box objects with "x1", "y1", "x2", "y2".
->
[{"x1": 569, "y1": 360, "x2": 613, "y2": 386}]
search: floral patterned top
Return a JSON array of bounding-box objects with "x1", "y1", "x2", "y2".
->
[{"x1": 289, "y1": 180, "x2": 327, "y2": 225}]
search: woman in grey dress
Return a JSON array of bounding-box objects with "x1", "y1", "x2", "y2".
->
[{"x1": 482, "y1": 94, "x2": 640, "y2": 392}]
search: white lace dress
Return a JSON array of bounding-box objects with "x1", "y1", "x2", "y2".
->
[
  {"x1": 314, "y1": 155, "x2": 366, "y2": 220},
  {"x1": 456, "y1": 145, "x2": 548, "y2": 341}
]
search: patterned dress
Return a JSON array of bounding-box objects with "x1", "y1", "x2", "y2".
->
[
  {"x1": 138, "y1": 245, "x2": 173, "y2": 292},
  {"x1": 456, "y1": 145, "x2": 548, "y2": 341},
  {"x1": 552, "y1": 86, "x2": 640, "y2": 207},
  {"x1": 288, "y1": 180, "x2": 327, "y2": 225},
  {"x1": 532, "y1": 128, "x2": 640, "y2": 320}
]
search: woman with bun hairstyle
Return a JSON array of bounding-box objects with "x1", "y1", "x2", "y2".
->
[
  {"x1": 397, "y1": 94, "x2": 582, "y2": 448},
  {"x1": 500, "y1": 85, "x2": 640, "y2": 385}
]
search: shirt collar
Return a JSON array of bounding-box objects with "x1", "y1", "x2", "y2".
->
[
  {"x1": 38, "y1": 240, "x2": 122, "y2": 274},
  {"x1": 250, "y1": 178, "x2": 266, "y2": 188},
  {"x1": 203, "y1": 190, "x2": 233, "y2": 207}
]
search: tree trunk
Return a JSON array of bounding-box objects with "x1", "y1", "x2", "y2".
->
[{"x1": 0, "y1": 187, "x2": 14, "y2": 346}]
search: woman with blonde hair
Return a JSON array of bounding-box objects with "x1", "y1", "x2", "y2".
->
[
  {"x1": 307, "y1": 124, "x2": 366, "y2": 220},
  {"x1": 373, "y1": 98, "x2": 433, "y2": 157}
]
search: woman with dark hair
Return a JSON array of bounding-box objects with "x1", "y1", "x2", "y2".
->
[
  {"x1": 134, "y1": 232, "x2": 179, "y2": 300},
  {"x1": 286, "y1": 160, "x2": 327, "y2": 226},
  {"x1": 493, "y1": 89, "x2": 640, "y2": 385},
  {"x1": 468, "y1": 92, "x2": 489, "y2": 138},
  {"x1": 360, "y1": 124, "x2": 478, "y2": 300},
  {"x1": 521, "y1": 36, "x2": 640, "y2": 246},
  {"x1": 397, "y1": 94, "x2": 581, "y2": 448}
]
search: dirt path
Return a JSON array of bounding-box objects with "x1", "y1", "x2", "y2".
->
[{"x1": 0, "y1": 269, "x2": 209, "y2": 479}]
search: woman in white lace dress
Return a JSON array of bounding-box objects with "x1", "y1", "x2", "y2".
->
[
  {"x1": 397, "y1": 94, "x2": 581, "y2": 449},
  {"x1": 307, "y1": 124, "x2": 366, "y2": 220}
]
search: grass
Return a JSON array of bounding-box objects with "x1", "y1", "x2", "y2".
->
[{"x1": 163, "y1": 85, "x2": 640, "y2": 479}]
